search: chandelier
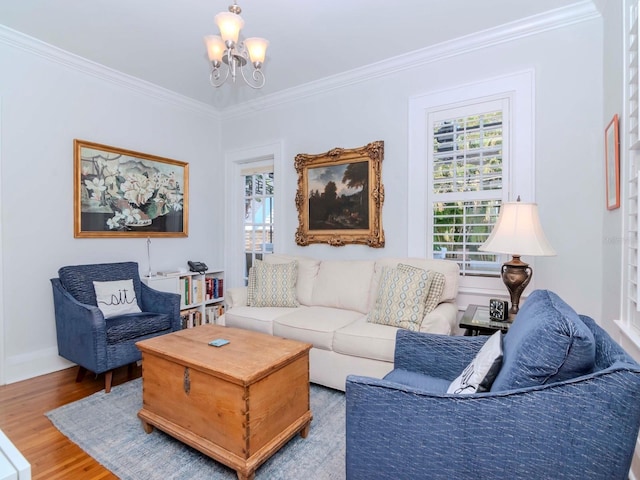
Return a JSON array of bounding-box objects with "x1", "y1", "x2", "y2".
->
[{"x1": 204, "y1": 1, "x2": 269, "y2": 89}]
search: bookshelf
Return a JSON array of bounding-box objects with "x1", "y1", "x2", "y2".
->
[{"x1": 142, "y1": 270, "x2": 225, "y2": 329}]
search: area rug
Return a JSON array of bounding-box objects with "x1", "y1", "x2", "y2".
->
[{"x1": 46, "y1": 378, "x2": 345, "y2": 479}]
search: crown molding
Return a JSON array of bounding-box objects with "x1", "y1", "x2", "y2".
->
[
  {"x1": 0, "y1": 25, "x2": 220, "y2": 119},
  {"x1": 0, "y1": 1, "x2": 599, "y2": 120},
  {"x1": 223, "y1": 0, "x2": 600, "y2": 118}
]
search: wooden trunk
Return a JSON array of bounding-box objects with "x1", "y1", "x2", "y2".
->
[{"x1": 136, "y1": 325, "x2": 312, "y2": 480}]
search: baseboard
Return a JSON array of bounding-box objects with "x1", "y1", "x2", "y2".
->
[{"x1": 3, "y1": 347, "x2": 73, "y2": 385}]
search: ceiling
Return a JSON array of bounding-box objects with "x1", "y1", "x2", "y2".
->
[{"x1": 0, "y1": 1, "x2": 593, "y2": 109}]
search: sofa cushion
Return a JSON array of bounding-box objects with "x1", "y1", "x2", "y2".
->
[
  {"x1": 224, "y1": 305, "x2": 303, "y2": 335},
  {"x1": 310, "y1": 260, "x2": 375, "y2": 313},
  {"x1": 249, "y1": 260, "x2": 299, "y2": 308},
  {"x1": 367, "y1": 264, "x2": 432, "y2": 331},
  {"x1": 263, "y1": 254, "x2": 320, "y2": 305},
  {"x1": 273, "y1": 306, "x2": 362, "y2": 350},
  {"x1": 447, "y1": 330, "x2": 503, "y2": 394},
  {"x1": 93, "y1": 279, "x2": 142, "y2": 319},
  {"x1": 333, "y1": 316, "x2": 397, "y2": 362},
  {"x1": 383, "y1": 369, "x2": 451, "y2": 393},
  {"x1": 491, "y1": 290, "x2": 596, "y2": 391}
]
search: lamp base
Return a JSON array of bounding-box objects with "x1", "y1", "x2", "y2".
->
[{"x1": 501, "y1": 255, "x2": 532, "y2": 316}]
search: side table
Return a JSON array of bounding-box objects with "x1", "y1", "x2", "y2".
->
[{"x1": 459, "y1": 304, "x2": 512, "y2": 336}]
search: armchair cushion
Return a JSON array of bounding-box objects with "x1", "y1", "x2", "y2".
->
[
  {"x1": 491, "y1": 289, "x2": 595, "y2": 391},
  {"x1": 106, "y1": 312, "x2": 172, "y2": 344},
  {"x1": 58, "y1": 262, "x2": 142, "y2": 306},
  {"x1": 93, "y1": 279, "x2": 142, "y2": 318},
  {"x1": 383, "y1": 369, "x2": 450, "y2": 393}
]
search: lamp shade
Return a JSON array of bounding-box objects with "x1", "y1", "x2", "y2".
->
[
  {"x1": 204, "y1": 35, "x2": 225, "y2": 63},
  {"x1": 479, "y1": 201, "x2": 556, "y2": 257},
  {"x1": 215, "y1": 12, "x2": 244, "y2": 44},
  {"x1": 245, "y1": 37, "x2": 269, "y2": 64}
]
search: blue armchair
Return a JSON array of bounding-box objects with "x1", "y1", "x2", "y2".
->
[
  {"x1": 346, "y1": 294, "x2": 640, "y2": 479},
  {"x1": 51, "y1": 261, "x2": 180, "y2": 392}
]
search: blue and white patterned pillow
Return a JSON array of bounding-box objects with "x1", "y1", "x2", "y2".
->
[
  {"x1": 367, "y1": 263, "x2": 432, "y2": 331},
  {"x1": 249, "y1": 260, "x2": 299, "y2": 308}
]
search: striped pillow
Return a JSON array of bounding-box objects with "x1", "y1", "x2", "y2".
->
[
  {"x1": 249, "y1": 260, "x2": 299, "y2": 308},
  {"x1": 424, "y1": 271, "x2": 446, "y2": 314}
]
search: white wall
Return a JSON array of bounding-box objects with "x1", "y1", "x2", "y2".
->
[
  {"x1": 0, "y1": 33, "x2": 223, "y2": 383},
  {"x1": 220, "y1": 18, "x2": 604, "y2": 319},
  {"x1": 600, "y1": 0, "x2": 625, "y2": 332}
]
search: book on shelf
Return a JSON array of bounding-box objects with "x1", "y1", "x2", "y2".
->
[
  {"x1": 205, "y1": 304, "x2": 225, "y2": 324},
  {"x1": 180, "y1": 308, "x2": 202, "y2": 329}
]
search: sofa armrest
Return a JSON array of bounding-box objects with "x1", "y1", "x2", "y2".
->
[
  {"x1": 226, "y1": 286, "x2": 248, "y2": 308},
  {"x1": 345, "y1": 369, "x2": 640, "y2": 480},
  {"x1": 51, "y1": 278, "x2": 107, "y2": 373},
  {"x1": 139, "y1": 282, "x2": 181, "y2": 331},
  {"x1": 394, "y1": 329, "x2": 486, "y2": 380},
  {"x1": 420, "y1": 301, "x2": 458, "y2": 334}
]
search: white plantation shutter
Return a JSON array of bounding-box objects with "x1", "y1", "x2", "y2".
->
[
  {"x1": 625, "y1": 0, "x2": 640, "y2": 325},
  {"x1": 428, "y1": 99, "x2": 509, "y2": 277}
]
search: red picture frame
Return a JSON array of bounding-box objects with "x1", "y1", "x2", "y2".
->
[{"x1": 605, "y1": 114, "x2": 620, "y2": 210}]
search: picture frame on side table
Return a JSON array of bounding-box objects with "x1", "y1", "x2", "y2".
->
[
  {"x1": 605, "y1": 114, "x2": 620, "y2": 210},
  {"x1": 74, "y1": 139, "x2": 189, "y2": 238},
  {"x1": 294, "y1": 140, "x2": 385, "y2": 247}
]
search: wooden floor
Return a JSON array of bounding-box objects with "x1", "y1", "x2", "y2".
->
[{"x1": 0, "y1": 365, "x2": 142, "y2": 479}]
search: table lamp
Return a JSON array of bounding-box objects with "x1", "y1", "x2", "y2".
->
[{"x1": 479, "y1": 197, "x2": 556, "y2": 316}]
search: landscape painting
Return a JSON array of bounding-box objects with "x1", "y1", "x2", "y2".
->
[
  {"x1": 307, "y1": 161, "x2": 369, "y2": 230},
  {"x1": 74, "y1": 139, "x2": 189, "y2": 238},
  {"x1": 295, "y1": 141, "x2": 385, "y2": 247}
]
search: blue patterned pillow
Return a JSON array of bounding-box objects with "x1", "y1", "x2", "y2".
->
[
  {"x1": 491, "y1": 290, "x2": 595, "y2": 391},
  {"x1": 249, "y1": 260, "x2": 299, "y2": 308},
  {"x1": 367, "y1": 264, "x2": 432, "y2": 331}
]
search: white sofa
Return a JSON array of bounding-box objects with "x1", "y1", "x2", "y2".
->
[{"x1": 223, "y1": 254, "x2": 460, "y2": 391}]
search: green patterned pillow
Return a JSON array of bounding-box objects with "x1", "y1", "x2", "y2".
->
[
  {"x1": 424, "y1": 271, "x2": 446, "y2": 314},
  {"x1": 367, "y1": 263, "x2": 432, "y2": 331},
  {"x1": 249, "y1": 260, "x2": 299, "y2": 308}
]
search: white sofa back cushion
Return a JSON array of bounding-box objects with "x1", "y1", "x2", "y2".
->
[
  {"x1": 311, "y1": 260, "x2": 375, "y2": 314},
  {"x1": 263, "y1": 254, "x2": 320, "y2": 305}
]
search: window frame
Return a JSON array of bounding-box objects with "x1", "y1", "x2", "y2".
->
[{"x1": 408, "y1": 70, "x2": 535, "y2": 302}]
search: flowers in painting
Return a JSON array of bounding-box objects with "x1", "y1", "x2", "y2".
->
[{"x1": 80, "y1": 153, "x2": 184, "y2": 230}]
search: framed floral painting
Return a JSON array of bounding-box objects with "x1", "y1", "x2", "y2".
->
[
  {"x1": 74, "y1": 139, "x2": 188, "y2": 238},
  {"x1": 294, "y1": 140, "x2": 384, "y2": 247}
]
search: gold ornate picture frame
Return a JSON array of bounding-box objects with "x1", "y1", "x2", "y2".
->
[
  {"x1": 74, "y1": 139, "x2": 188, "y2": 238},
  {"x1": 295, "y1": 140, "x2": 384, "y2": 247}
]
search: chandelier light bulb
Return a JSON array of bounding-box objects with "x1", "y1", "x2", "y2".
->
[
  {"x1": 204, "y1": 35, "x2": 225, "y2": 64},
  {"x1": 215, "y1": 11, "x2": 244, "y2": 45},
  {"x1": 245, "y1": 37, "x2": 269, "y2": 66}
]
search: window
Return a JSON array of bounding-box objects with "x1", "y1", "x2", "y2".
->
[
  {"x1": 224, "y1": 142, "x2": 282, "y2": 290},
  {"x1": 408, "y1": 71, "x2": 534, "y2": 299},
  {"x1": 430, "y1": 103, "x2": 507, "y2": 277},
  {"x1": 243, "y1": 167, "x2": 274, "y2": 284}
]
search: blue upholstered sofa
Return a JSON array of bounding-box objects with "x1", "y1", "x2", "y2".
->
[
  {"x1": 345, "y1": 290, "x2": 640, "y2": 479},
  {"x1": 51, "y1": 262, "x2": 181, "y2": 392}
]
